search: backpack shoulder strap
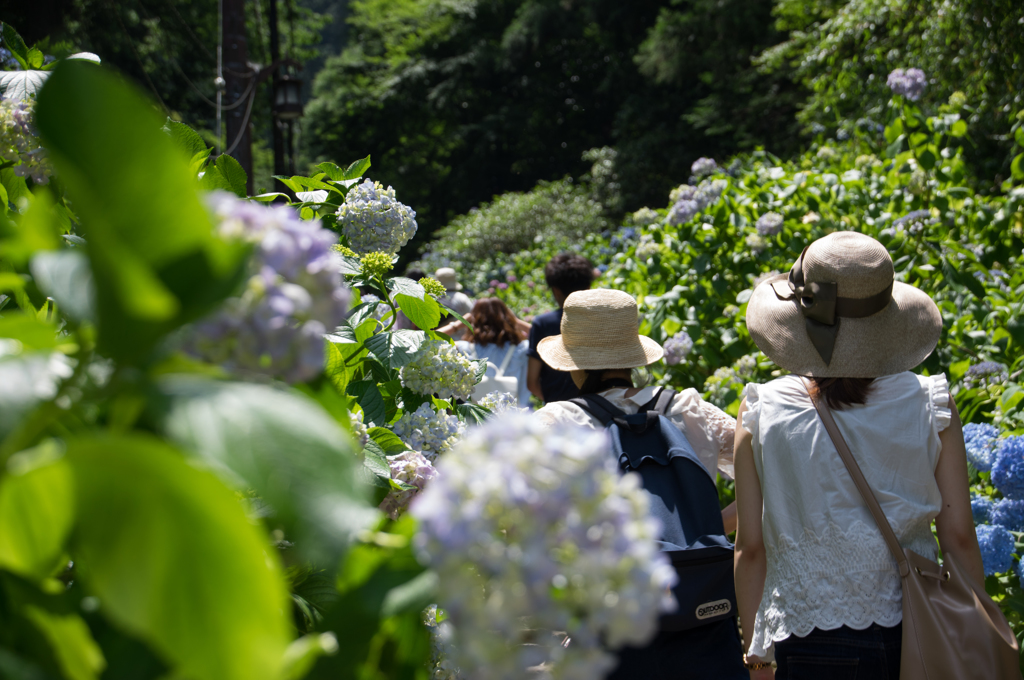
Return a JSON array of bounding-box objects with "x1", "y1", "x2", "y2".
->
[
  {"x1": 568, "y1": 393, "x2": 627, "y2": 427},
  {"x1": 638, "y1": 387, "x2": 678, "y2": 415}
]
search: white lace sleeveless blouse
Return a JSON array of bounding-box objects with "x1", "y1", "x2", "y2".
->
[{"x1": 742, "y1": 372, "x2": 951, "y2": 659}]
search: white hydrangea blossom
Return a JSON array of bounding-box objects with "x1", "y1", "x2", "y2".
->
[
  {"x1": 412, "y1": 415, "x2": 677, "y2": 680},
  {"x1": 349, "y1": 410, "x2": 370, "y2": 447},
  {"x1": 630, "y1": 207, "x2": 660, "y2": 226},
  {"x1": 478, "y1": 391, "x2": 526, "y2": 415},
  {"x1": 634, "y1": 235, "x2": 660, "y2": 260},
  {"x1": 705, "y1": 353, "x2": 758, "y2": 407},
  {"x1": 755, "y1": 212, "x2": 784, "y2": 236},
  {"x1": 400, "y1": 340, "x2": 480, "y2": 401},
  {"x1": 379, "y1": 450, "x2": 438, "y2": 520},
  {"x1": 336, "y1": 179, "x2": 418, "y2": 255},
  {"x1": 392, "y1": 403, "x2": 466, "y2": 460}
]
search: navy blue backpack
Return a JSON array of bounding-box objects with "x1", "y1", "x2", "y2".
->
[{"x1": 570, "y1": 388, "x2": 737, "y2": 631}]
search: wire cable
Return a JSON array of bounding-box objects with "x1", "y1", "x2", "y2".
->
[
  {"x1": 108, "y1": 0, "x2": 169, "y2": 114},
  {"x1": 223, "y1": 83, "x2": 258, "y2": 156}
]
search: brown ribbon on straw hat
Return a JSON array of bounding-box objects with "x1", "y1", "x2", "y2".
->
[
  {"x1": 747, "y1": 231, "x2": 941, "y2": 378},
  {"x1": 769, "y1": 245, "x2": 894, "y2": 365}
]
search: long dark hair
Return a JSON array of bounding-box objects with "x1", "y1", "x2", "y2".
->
[
  {"x1": 809, "y1": 377, "x2": 875, "y2": 410},
  {"x1": 467, "y1": 298, "x2": 522, "y2": 346}
]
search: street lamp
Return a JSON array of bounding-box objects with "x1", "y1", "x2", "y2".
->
[{"x1": 273, "y1": 74, "x2": 303, "y2": 119}]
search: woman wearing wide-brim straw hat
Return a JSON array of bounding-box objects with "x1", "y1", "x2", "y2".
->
[
  {"x1": 734, "y1": 231, "x2": 985, "y2": 679},
  {"x1": 535, "y1": 287, "x2": 747, "y2": 680}
]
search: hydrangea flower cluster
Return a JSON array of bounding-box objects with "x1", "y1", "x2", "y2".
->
[
  {"x1": 964, "y1": 361, "x2": 1009, "y2": 390},
  {"x1": 992, "y1": 436, "x2": 1024, "y2": 500},
  {"x1": 667, "y1": 180, "x2": 726, "y2": 226},
  {"x1": 392, "y1": 403, "x2": 466, "y2": 461},
  {"x1": 886, "y1": 209, "x2": 936, "y2": 236},
  {"x1": 349, "y1": 410, "x2": 371, "y2": 448},
  {"x1": 610, "y1": 227, "x2": 639, "y2": 249},
  {"x1": 887, "y1": 68, "x2": 927, "y2": 101},
  {"x1": 706, "y1": 354, "x2": 757, "y2": 407},
  {"x1": 963, "y1": 422, "x2": 1000, "y2": 472},
  {"x1": 401, "y1": 340, "x2": 480, "y2": 400},
  {"x1": 691, "y1": 157, "x2": 717, "y2": 178},
  {"x1": 634, "y1": 236, "x2": 660, "y2": 261},
  {"x1": 412, "y1": 415, "x2": 677, "y2": 680},
  {"x1": 755, "y1": 212, "x2": 784, "y2": 236},
  {"x1": 745, "y1": 233, "x2": 768, "y2": 255},
  {"x1": 423, "y1": 605, "x2": 461, "y2": 680},
  {"x1": 336, "y1": 179, "x2": 418, "y2": 255},
  {"x1": 975, "y1": 524, "x2": 1015, "y2": 576},
  {"x1": 667, "y1": 198, "x2": 699, "y2": 226},
  {"x1": 360, "y1": 251, "x2": 394, "y2": 279},
  {"x1": 631, "y1": 207, "x2": 660, "y2": 226},
  {"x1": 663, "y1": 331, "x2": 694, "y2": 366},
  {"x1": 478, "y1": 391, "x2": 525, "y2": 415},
  {"x1": 0, "y1": 97, "x2": 51, "y2": 184},
  {"x1": 990, "y1": 499, "x2": 1024, "y2": 532},
  {"x1": 971, "y1": 495, "x2": 993, "y2": 524},
  {"x1": 379, "y1": 450, "x2": 438, "y2": 520},
  {"x1": 419, "y1": 276, "x2": 448, "y2": 298},
  {"x1": 186, "y1": 193, "x2": 350, "y2": 383}
]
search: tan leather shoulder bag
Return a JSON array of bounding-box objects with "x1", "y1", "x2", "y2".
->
[{"x1": 807, "y1": 384, "x2": 1021, "y2": 680}]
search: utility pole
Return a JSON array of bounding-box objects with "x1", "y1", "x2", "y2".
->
[
  {"x1": 269, "y1": 0, "x2": 287, "y2": 190},
  {"x1": 222, "y1": 0, "x2": 254, "y2": 194}
]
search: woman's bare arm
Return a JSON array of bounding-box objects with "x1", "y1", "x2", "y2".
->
[
  {"x1": 733, "y1": 398, "x2": 773, "y2": 677},
  {"x1": 934, "y1": 393, "x2": 985, "y2": 587}
]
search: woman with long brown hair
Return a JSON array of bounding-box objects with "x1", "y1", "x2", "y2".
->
[{"x1": 454, "y1": 297, "x2": 531, "y2": 406}]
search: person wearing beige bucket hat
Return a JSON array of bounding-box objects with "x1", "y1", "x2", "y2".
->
[
  {"x1": 535, "y1": 288, "x2": 748, "y2": 680},
  {"x1": 733, "y1": 231, "x2": 985, "y2": 678}
]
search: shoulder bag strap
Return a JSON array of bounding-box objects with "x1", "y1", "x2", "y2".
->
[
  {"x1": 803, "y1": 379, "x2": 911, "y2": 577},
  {"x1": 496, "y1": 343, "x2": 517, "y2": 377}
]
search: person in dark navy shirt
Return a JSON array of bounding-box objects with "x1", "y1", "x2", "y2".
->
[{"x1": 526, "y1": 253, "x2": 595, "y2": 403}]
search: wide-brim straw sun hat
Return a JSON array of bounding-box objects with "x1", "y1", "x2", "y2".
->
[
  {"x1": 434, "y1": 267, "x2": 462, "y2": 291},
  {"x1": 537, "y1": 289, "x2": 664, "y2": 370},
  {"x1": 746, "y1": 231, "x2": 941, "y2": 378}
]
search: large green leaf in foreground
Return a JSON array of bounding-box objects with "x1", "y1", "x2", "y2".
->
[
  {"x1": 67, "y1": 435, "x2": 290, "y2": 680},
  {"x1": 154, "y1": 377, "x2": 379, "y2": 567},
  {"x1": 34, "y1": 62, "x2": 246, "y2": 364}
]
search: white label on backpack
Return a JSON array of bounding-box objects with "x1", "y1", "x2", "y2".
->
[{"x1": 695, "y1": 599, "x2": 732, "y2": 620}]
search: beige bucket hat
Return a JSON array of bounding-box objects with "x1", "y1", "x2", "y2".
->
[
  {"x1": 537, "y1": 289, "x2": 664, "y2": 370},
  {"x1": 434, "y1": 267, "x2": 462, "y2": 291},
  {"x1": 746, "y1": 231, "x2": 941, "y2": 378}
]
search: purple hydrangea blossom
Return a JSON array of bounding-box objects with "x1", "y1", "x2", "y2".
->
[
  {"x1": 964, "y1": 362, "x2": 1009, "y2": 390},
  {"x1": 185, "y1": 192, "x2": 350, "y2": 383},
  {"x1": 886, "y1": 68, "x2": 927, "y2": 101},
  {"x1": 755, "y1": 212, "x2": 784, "y2": 236},
  {"x1": 975, "y1": 524, "x2": 1015, "y2": 576},
  {"x1": 963, "y1": 422, "x2": 1000, "y2": 472},
  {"x1": 993, "y1": 436, "x2": 1024, "y2": 500},
  {"x1": 667, "y1": 199, "x2": 699, "y2": 226},
  {"x1": 663, "y1": 331, "x2": 694, "y2": 366},
  {"x1": 691, "y1": 157, "x2": 717, "y2": 178},
  {"x1": 991, "y1": 499, "x2": 1024, "y2": 532},
  {"x1": 379, "y1": 450, "x2": 438, "y2": 520},
  {"x1": 412, "y1": 414, "x2": 677, "y2": 680}
]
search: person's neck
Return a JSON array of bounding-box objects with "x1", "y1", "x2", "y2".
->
[{"x1": 597, "y1": 369, "x2": 641, "y2": 398}]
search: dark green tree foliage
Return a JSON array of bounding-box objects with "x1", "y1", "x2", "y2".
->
[
  {"x1": 756, "y1": 0, "x2": 1024, "y2": 185},
  {"x1": 302, "y1": 0, "x2": 802, "y2": 258}
]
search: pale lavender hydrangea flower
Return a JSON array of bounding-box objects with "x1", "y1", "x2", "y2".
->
[
  {"x1": 336, "y1": 179, "x2": 418, "y2": 254},
  {"x1": 745, "y1": 233, "x2": 768, "y2": 255},
  {"x1": 887, "y1": 68, "x2": 927, "y2": 101},
  {"x1": 667, "y1": 199, "x2": 699, "y2": 226},
  {"x1": 478, "y1": 391, "x2": 525, "y2": 415},
  {"x1": 691, "y1": 157, "x2": 717, "y2": 178},
  {"x1": 755, "y1": 212, "x2": 784, "y2": 236},
  {"x1": 664, "y1": 331, "x2": 694, "y2": 366},
  {"x1": 0, "y1": 97, "x2": 51, "y2": 184},
  {"x1": 412, "y1": 415, "x2": 677, "y2": 680},
  {"x1": 392, "y1": 403, "x2": 465, "y2": 460},
  {"x1": 379, "y1": 450, "x2": 438, "y2": 520},
  {"x1": 186, "y1": 193, "x2": 350, "y2": 383},
  {"x1": 964, "y1": 362, "x2": 1009, "y2": 390},
  {"x1": 400, "y1": 340, "x2": 480, "y2": 401}
]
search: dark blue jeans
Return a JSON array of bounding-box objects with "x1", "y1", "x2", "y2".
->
[{"x1": 775, "y1": 623, "x2": 902, "y2": 679}]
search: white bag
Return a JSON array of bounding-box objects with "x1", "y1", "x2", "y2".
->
[{"x1": 469, "y1": 344, "x2": 518, "y2": 404}]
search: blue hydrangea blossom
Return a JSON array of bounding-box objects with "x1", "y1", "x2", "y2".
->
[
  {"x1": 971, "y1": 495, "x2": 993, "y2": 524},
  {"x1": 993, "y1": 436, "x2": 1024, "y2": 500},
  {"x1": 963, "y1": 422, "x2": 999, "y2": 472},
  {"x1": 990, "y1": 499, "x2": 1024, "y2": 532},
  {"x1": 412, "y1": 415, "x2": 677, "y2": 680},
  {"x1": 975, "y1": 524, "x2": 1015, "y2": 576},
  {"x1": 964, "y1": 361, "x2": 1009, "y2": 390}
]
